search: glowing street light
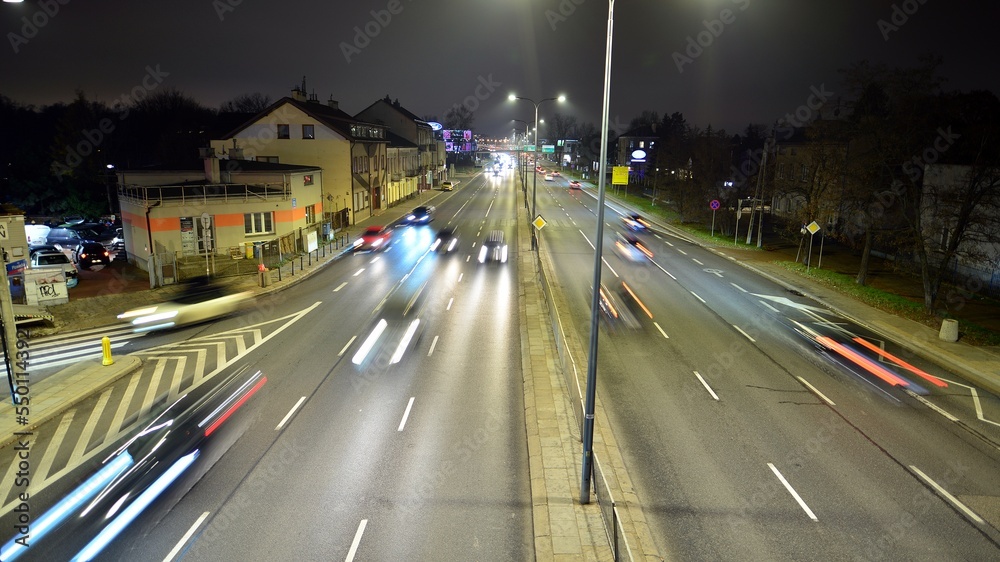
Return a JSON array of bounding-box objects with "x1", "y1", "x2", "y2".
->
[{"x1": 508, "y1": 93, "x2": 566, "y2": 250}]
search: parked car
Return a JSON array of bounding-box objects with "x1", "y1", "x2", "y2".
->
[
  {"x1": 43, "y1": 227, "x2": 85, "y2": 250},
  {"x1": 353, "y1": 226, "x2": 393, "y2": 252},
  {"x1": 25, "y1": 224, "x2": 51, "y2": 247},
  {"x1": 30, "y1": 250, "x2": 79, "y2": 287},
  {"x1": 73, "y1": 241, "x2": 112, "y2": 269},
  {"x1": 441, "y1": 181, "x2": 455, "y2": 191}
]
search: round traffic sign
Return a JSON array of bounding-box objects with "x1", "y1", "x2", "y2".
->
[{"x1": 709, "y1": 199, "x2": 720, "y2": 210}]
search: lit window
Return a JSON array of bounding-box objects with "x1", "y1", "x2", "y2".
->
[
  {"x1": 306, "y1": 205, "x2": 316, "y2": 224},
  {"x1": 303, "y1": 174, "x2": 314, "y2": 186},
  {"x1": 302, "y1": 124, "x2": 315, "y2": 139},
  {"x1": 277, "y1": 124, "x2": 290, "y2": 139},
  {"x1": 244, "y1": 212, "x2": 273, "y2": 235}
]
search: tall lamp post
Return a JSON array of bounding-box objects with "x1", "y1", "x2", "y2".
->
[
  {"x1": 508, "y1": 93, "x2": 565, "y2": 250},
  {"x1": 580, "y1": 0, "x2": 615, "y2": 504},
  {"x1": 512, "y1": 119, "x2": 532, "y2": 197}
]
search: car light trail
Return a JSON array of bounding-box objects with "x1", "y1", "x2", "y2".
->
[
  {"x1": 851, "y1": 337, "x2": 946, "y2": 387},
  {"x1": 390, "y1": 319, "x2": 420, "y2": 364},
  {"x1": 816, "y1": 336, "x2": 909, "y2": 387},
  {"x1": 0, "y1": 454, "x2": 133, "y2": 561},
  {"x1": 353, "y1": 320, "x2": 387, "y2": 365},
  {"x1": 622, "y1": 282, "x2": 652, "y2": 318},
  {"x1": 203, "y1": 375, "x2": 267, "y2": 437},
  {"x1": 72, "y1": 450, "x2": 201, "y2": 562}
]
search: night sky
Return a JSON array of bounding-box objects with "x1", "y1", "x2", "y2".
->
[{"x1": 2, "y1": 0, "x2": 996, "y2": 138}]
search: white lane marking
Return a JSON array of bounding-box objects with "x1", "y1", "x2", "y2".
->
[
  {"x1": 910, "y1": 465, "x2": 984, "y2": 524},
  {"x1": 338, "y1": 336, "x2": 357, "y2": 357},
  {"x1": 731, "y1": 283, "x2": 747, "y2": 293},
  {"x1": 904, "y1": 389, "x2": 960, "y2": 422},
  {"x1": 653, "y1": 322, "x2": 669, "y2": 339},
  {"x1": 398, "y1": 397, "x2": 415, "y2": 431},
  {"x1": 108, "y1": 372, "x2": 143, "y2": 435},
  {"x1": 939, "y1": 377, "x2": 1000, "y2": 428},
  {"x1": 759, "y1": 300, "x2": 780, "y2": 313},
  {"x1": 693, "y1": 258, "x2": 704, "y2": 265},
  {"x1": 353, "y1": 268, "x2": 365, "y2": 277},
  {"x1": 69, "y1": 388, "x2": 112, "y2": 464},
  {"x1": 485, "y1": 199, "x2": 495, "y2": 217},
  {"x1": 768, "y1": 463, "x2": 818, "y2": 521},
  {"x1": 694, "y1": 371, "x2": 719, "y2": 401},
  {"x1": 447, "y1": 298, "x2": 454, "y2": 311},
  {"x1": 369, "y1": 256, "x2": 381, "y2": 264},
  {"x1": 602, "y1": 258, "x2": 619, "y2": 278},
  {"x1": 578, "y1": 229, "x2": 596, "y2": 250},
  {"x1": 163, "y1": 512, "x2": 210, "y2": 562},
  {"x1": 37, "y1": 410, "x2": 74, "y2": 481},
  {"x1": 664, "y1": 240, "x2": 674, "y2": 247},
  {"x1": 276, "y1": 397, "x2": 307, "y2": 430},
  {"x1": 733, "y1": 325, "x2": 756, "y2": 342},
  {"x1": 345, "y1": 519, "x2": 369, "y2": 562},
  {"x1": 677, "y1": 249, "x2": 687, "y2": 255},
  {"x1": 458, "y1": 273, "x2": 464, "y2": 283},
  {"x1": 654, "y1": 233, "x2": 662, "y2": 239},
  {"x1": 690, "y1": 291, "x2": 706, "y2": 304},
  {"x1": 796, "y1": 376, "x2": 836, "y2": 406},
  {"x1": 333, "y1": 282, "x2": 348, "y2": 292},
  {"x1": 466, "y1": 255, "x2": 470, "y2": 262},
  {"x1": 428, "y1": 335, "x2": 439, "y2": 356}
]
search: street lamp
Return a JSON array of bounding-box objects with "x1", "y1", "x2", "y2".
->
[
  {"x1": 513, "y1": 119, "x2": 532, "y2": 195},
  {"x1": 508, "y1": 93, "x2": 566, "y2": 250},
  {"x1": 580, "y1": 0, "x2": 615, "y2": 504}
]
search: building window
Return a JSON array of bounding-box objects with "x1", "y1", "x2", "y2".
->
[
  {"x1": 244, "y1": 212, "x2": 273, "y2": 235},
  {"x1": 302, "y1": 124, "x2": 315, "y2": 139},
  {"x1": 303, "y1": 174, "x2": 314, "y2": 186},
  {"x1": 800, "y1": 165, "x2": 809, "y2": 181},
  {"x1": 256, "y1": 156, "x2": 279, "y2": 163},
  {"x1": 776, "y1": 163, "x2": 785, "y2": 180},
  {"x1": 277, "y1": 124, "x2": 290, "y2": 139},
  {"x1": 306, "y1": 205, "x2": 316, "y2": 224}
]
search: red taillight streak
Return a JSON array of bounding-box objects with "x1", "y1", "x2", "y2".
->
[
  {"x1": 816, "y1": 337, "x2": 909, "y2": 387},
  {"x1": 851, "y1": 337, "x2": 947, "y2": 387},
  {"x1": 204, "y1": 376, "x2": 267, "y2": 437}
]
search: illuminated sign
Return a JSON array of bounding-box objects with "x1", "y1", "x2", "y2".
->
[
  {"x1": 631, "y1": 149, "x2": 647, "y2": 161},
  {"x1": 427, "y1": 121, "x2": 443, "y2": 131}
]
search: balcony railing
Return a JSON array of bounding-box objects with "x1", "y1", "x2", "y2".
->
[{"x1": 118, "y1": 182, "x2": 291, "y2": 207}]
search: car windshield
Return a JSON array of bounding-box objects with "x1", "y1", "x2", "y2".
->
[{"x1": 37, "y1": 254, "x2": 68, "y2": 265}]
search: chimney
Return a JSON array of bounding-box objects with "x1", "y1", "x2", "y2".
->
[
  {"x1": 291, "y1": 86, "x2": 307, "y2": 102},
  {"x1": 327, "y1": 95, "x2": 339, "y2": 110},
  {"x1": 204, "y1": 155, "x2": 220, "y2": 183}
]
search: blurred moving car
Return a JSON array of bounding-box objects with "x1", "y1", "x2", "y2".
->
[
  {"x1": 596, "y1": 282, "x2": 641, "y2": 330},
  {"x1": 353, "y1": 226, "x2": 393, "y2": 252},
  {"x1": 430, "y1": 228, "x2": 459, "y2": 253},
  {"x1": 402, "y1": 205, "x2": 435, "y2": 225},
  {"x1": 117, "y1": 276, "x2": 251, "y2": 332},
  {"x1": 478, "y1": 230, "x2": 508, "y2": 264},
  {"x1": 352, "y1": 281, "x2": 427, "y2": 367},
  {"x1": 569, "y1": 180, "x2": 582, "y2": 189},
  {"x1": 622, "y1": 214, "x2": 650, "y2": 232},
  {"x1": 441, "y1": 181, "x2": 455, "y2": 191},
  {"x1": 73, "y1": 242, "x2": 112, "y2": 269},
  {"x1": 552, "y1": 171, "x2": 561, "y2": 177},
  {"x1": 544, "y1": 174, "x2": 554, "y2": 181},
  {"x1": 30, "y1": 250, "x2": 79, "y2": 287},
  {"x1": 613, "y1": 232, "x2": 653, "y2": 262}
]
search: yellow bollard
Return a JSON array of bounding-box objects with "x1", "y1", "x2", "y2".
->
[{"x1": 102, "y1": 336, "x2": 114, "y2": 366}]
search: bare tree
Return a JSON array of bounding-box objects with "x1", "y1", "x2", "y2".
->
[{"x1": 220, "y1": 92, "x2": 272, "y2": 113}]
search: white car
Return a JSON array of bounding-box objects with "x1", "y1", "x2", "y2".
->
[
  {"x1": 118, "y1": 278, "x2": 250, "y2": 332},
  {"x1": 544, "y1": 174, "x2": 554, "y2": 181}
]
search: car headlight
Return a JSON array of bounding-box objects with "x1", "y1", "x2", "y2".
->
[
  {"x1": 407, "y1": 215, "x2": 415, "y2": 221},
  {"x1": 478, "y1": 246, "x2": 487, "y2": 263}
]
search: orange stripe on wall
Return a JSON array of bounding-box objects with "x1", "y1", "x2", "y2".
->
[
  {"x1": 274, "y1": 208, "x2": 305, "y2": 223},
  {"x1": 150, "y1": 217, "x2": 180, "y2": 232},
  {"x1": 215, "y1": 213, "x2": 245, "y2": 228}
]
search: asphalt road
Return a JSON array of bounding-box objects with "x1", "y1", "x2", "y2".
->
[
  {"x1": 1, "y1": 170, "x2": 533, "y2": 561},
  {"x1": 535, "y1": 174, "x2": 1000, "y2": 560}
]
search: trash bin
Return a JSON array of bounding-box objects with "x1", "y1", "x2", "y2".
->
[{"x1": 258, "y1": 268, "x2": 270, "y2": 288}]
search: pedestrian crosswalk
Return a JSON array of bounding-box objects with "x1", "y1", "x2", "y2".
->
[{"x1": 0, "y1": 324, "x2": 147, "y2": 376}]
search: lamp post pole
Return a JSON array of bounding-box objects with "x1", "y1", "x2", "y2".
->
[
  {"x1": 509, "y1": 94, "x2": 565, "y2": 251},
  {"x1": 580, "y1": 0, "x2": 614, "y2": 504}
]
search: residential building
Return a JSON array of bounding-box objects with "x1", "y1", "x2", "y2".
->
[
  {"x1": 616, "y1": 124, "x2": 659, "y2": 185},
  {"x1": 385, "y1": 131, "x2": 420, "y2": 205},
  {"x1": 770, "y1": 124, "x2": 850, "y2": 228},
  {"x1": 210, "y1": 87, "x2": 388, "y2": 228},
  {"x1": 116, "y1": 157, "x2": 322, "y2": 281},
  {"x1": 354, "y1": 96, "x2": 446, "y2": 189}
]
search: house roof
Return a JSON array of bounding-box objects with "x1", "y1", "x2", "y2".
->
[
  {"x1": 218, "y1": 97, "x2": 388, "y2": 142},
  {"x1": 121, "y1": 160, "x2": 321, "y2": 173},
  {"x1": 619, "y1": 123, "x2": 659, "y2": 139},
  {"x1": 386, "y1": 130, "x2": 417, "y2": 149},
  {"x1": 356, "y1": 97, "x2": 430, "y2": 128}
]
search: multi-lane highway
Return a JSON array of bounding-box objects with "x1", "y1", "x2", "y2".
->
[
  {"x1": 534, "y1": 172, "x2": 1000, "y2": 559},
  {"x1": 0, "y1": 169, "x2": 533, "y2": 560}
]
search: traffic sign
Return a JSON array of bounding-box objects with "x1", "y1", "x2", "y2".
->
[
  {"x1": 542, "y1": 145, "x2": 555, "y2": 154},
  {"x1": 709, "y1": 199, "x2": 720, "y2": 210},
  {"x1": 806, "y1": 221, "x2": 821, "y2": 235},
  {"x1": 532, "y1": 215, "x2": 547, "y2": 230},
  {"x1": 523, "y1": 145, "x2": 536, "y2": 152},
  {"x1": 612, "y1": 166, "x2": 629, "y2": 185}
]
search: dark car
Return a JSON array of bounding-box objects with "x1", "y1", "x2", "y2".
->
[
  {"x1": 353, "y1": 226, "x2": 393, "y2": 252},
  {"x1": 43, "y1": 227, "x2": 85, "y2": 250},
  {"x1": 431, "y1": 228, "x2": 458, "y2": 253},
  {"x1": 478, "y1": 230, "x2": 508, "y2": 264},
  {"x1": 73, "y1": 242, "x2": 112, "y2": 269},
  {"x1": 402, "y1": 205, "x2": 435, "y2": 225},
  {"x1": 70, "y1": 223, "x2": 118, "y2": 248}
]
